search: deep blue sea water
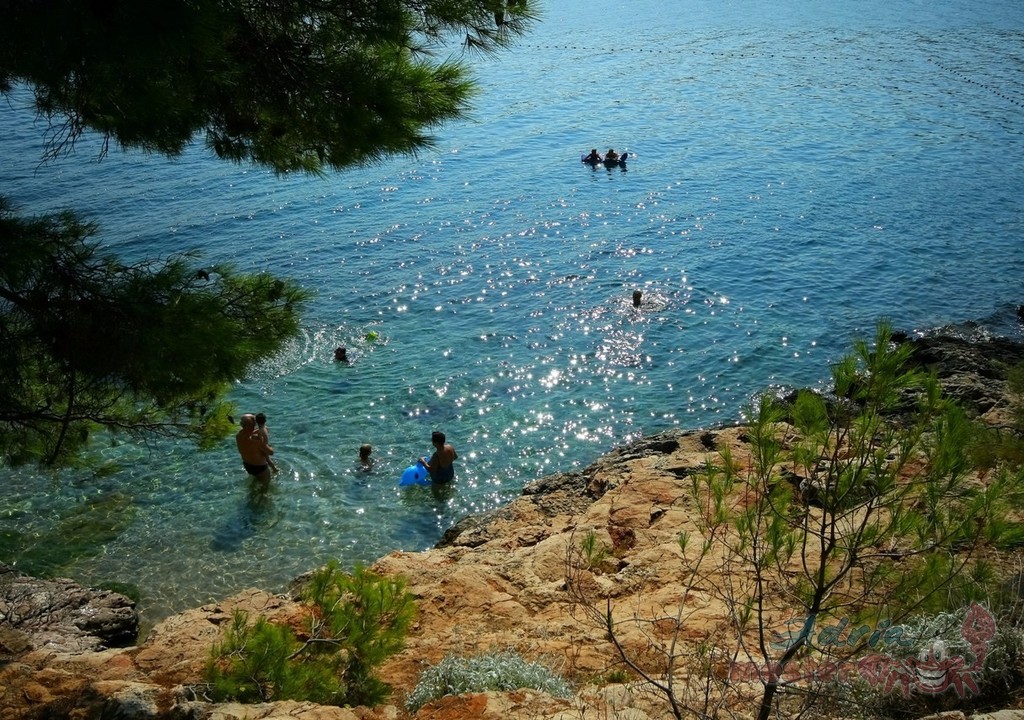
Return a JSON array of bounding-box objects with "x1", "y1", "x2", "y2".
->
[{"x1": 2, "y1": 0, "x2": 1023, "y2": 626}]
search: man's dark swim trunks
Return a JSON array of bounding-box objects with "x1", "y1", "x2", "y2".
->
[
  {"x1": 431, "y1": 464, "x2": 455, "y2": 483},
  {"x1": 243, "y1": 461, "x2": 269, "y2": 476}
]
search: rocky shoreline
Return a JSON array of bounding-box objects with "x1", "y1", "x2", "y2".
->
[{"x1": 2, "y1": 331, "x2": 1022, "y2": 720}]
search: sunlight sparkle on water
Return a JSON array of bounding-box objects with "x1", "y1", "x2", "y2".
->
[
  {"x1": 3, "y1": 0, "x2": 1023, "y2": 628},
  {"x1": 539, "y1": 369, "x2": 562, "y2": 389}
]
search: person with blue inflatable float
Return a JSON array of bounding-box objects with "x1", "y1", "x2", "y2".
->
[{"x1": 399, "y1": 430, "x2": 458, "y2": 486}]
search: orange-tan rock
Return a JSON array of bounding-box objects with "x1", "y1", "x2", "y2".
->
[
  {"x1": 3, "y1": 333, "x2": 1023, "y2": 719},
  {"x1": 2, "y1": 427, "x2": 751, "y2": 720}
]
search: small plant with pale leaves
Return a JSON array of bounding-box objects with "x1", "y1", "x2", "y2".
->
[{"x1": 406, "y1": 649, "x2": 573, "y2": 712}]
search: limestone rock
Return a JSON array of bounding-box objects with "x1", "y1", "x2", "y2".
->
[
  {"x1": 0, "y1": 562, "x2": 139, "y2": 653},
  {"x1": 903, "y1": 333, "x2": 1024, "y2": 417},
  {"x1": 200, "y1": 700, "x2": 363, "y2": 719},
  {"x1": 87, "y1": 680, "x2": 163, "y2": 719},
  {"x1": 133, "y1": 588, "x2": 299, "y2": 687},
  {"x1": 2, "y1": 331, "x2": 1023, "y2": 720}
]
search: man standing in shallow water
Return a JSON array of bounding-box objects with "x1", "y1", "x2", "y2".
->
[
  {"x1": 236, "y1": 413, "x2": 274, "y2": 485},
  {"x1": 421, "y1": 430, "x2": 457, "y2": 483}
]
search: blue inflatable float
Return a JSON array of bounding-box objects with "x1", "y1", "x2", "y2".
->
[{"x1": 399, "y1": 462, "x2": 431, "y2": 486}]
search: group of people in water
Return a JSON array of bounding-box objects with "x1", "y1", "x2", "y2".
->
[
  {"x1": 235, "y1": 412, "x2": 458, "y2": 487},
  {"x1": 234, "y1": 413, "x2": 276, "y2": 483},
  {"x1": 583, "y1": 147, "x2": 628, "y2": 165},
  {"x1": 234, "y1": 288, "x2": 652, "y2": 487}
]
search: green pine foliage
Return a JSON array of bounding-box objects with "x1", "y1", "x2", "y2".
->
[
  {"x1": 971, "y1": 361, "x2": 1024, "y2": 471},
  {"x1": 566, "y1": 320, "x2": 1024, "y2": 720},
  {"x1": 205, "y1": 610, "x2": 344, "y2": 704},
  {"x1": 1, "y1": 1, "x2": 537, "y2": 466},
  {"x1": 0, "y1": 198, "x2": 309, "y2": 465},
  {"x1": 301, "y1": 561, "x2": 418, "y2": 706},
  {"x1": 579, "y1": 529, "x2": 610, "y2": 571},
  {"x1": 204, "y1": 562, "x2": 415, "y2": 707},
  {"x1": 691, "y1": 320, "x2": 1024, "y2": 720},
  {"x1": 0, "y1": 1, "x2": 538, "y2": 173},
  {"x1": 406, "y1": 649, "x2": 573, "y2": 713}
]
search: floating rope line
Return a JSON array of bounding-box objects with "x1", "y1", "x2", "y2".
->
[
  {"x1": 928, "y1": 57, "x2": 1024, "y2": 110},
  {"x1": 516, "y1": 44, "x2": 797, "y2": 59}
]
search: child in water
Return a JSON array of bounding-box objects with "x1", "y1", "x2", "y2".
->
[
  {"x1": 420, "y1": 430, "x2": 457, "y2": 483},
  {"x1": 359, "y1": 443, "x2": 373, "y2": 469},
  {"x1": 254, "y1": 413, "x2": 279, "y2": 473}
]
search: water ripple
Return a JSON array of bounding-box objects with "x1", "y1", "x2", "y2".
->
[{"x1": 1, "y1": 0, "x2": 1023, "y2": 626}]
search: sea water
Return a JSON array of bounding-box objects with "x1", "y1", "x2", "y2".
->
[{"x1": 1, "y1": 0, "x2": 1023, "y2": 626}]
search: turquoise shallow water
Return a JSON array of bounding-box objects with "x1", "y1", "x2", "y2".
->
[{"x1": 2, "y1": 0, "x2": 1023, "y2": 626}]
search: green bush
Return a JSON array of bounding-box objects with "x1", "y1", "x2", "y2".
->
[
  {"x1": 205, "y1": 610, "x2": 343, "y2": 704},
  {"x1": 971, "y1": 361, "x2": 1024, "y2": 471},
  {"x1": 405, "y1": 649, "x2": 573, "y2": 713},
  {"x1": 564, "y1": 321, "x2": 1024, "y2": 720},
  {"x1": 204, "y1": 562, "x2": 415, "y2": 707},
  {"x1": 302, "y1": 561, "x2": 417, "y2": 706},
  {"x1": 580, "y1": 529, "x2": 610, "y2": 571}
]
